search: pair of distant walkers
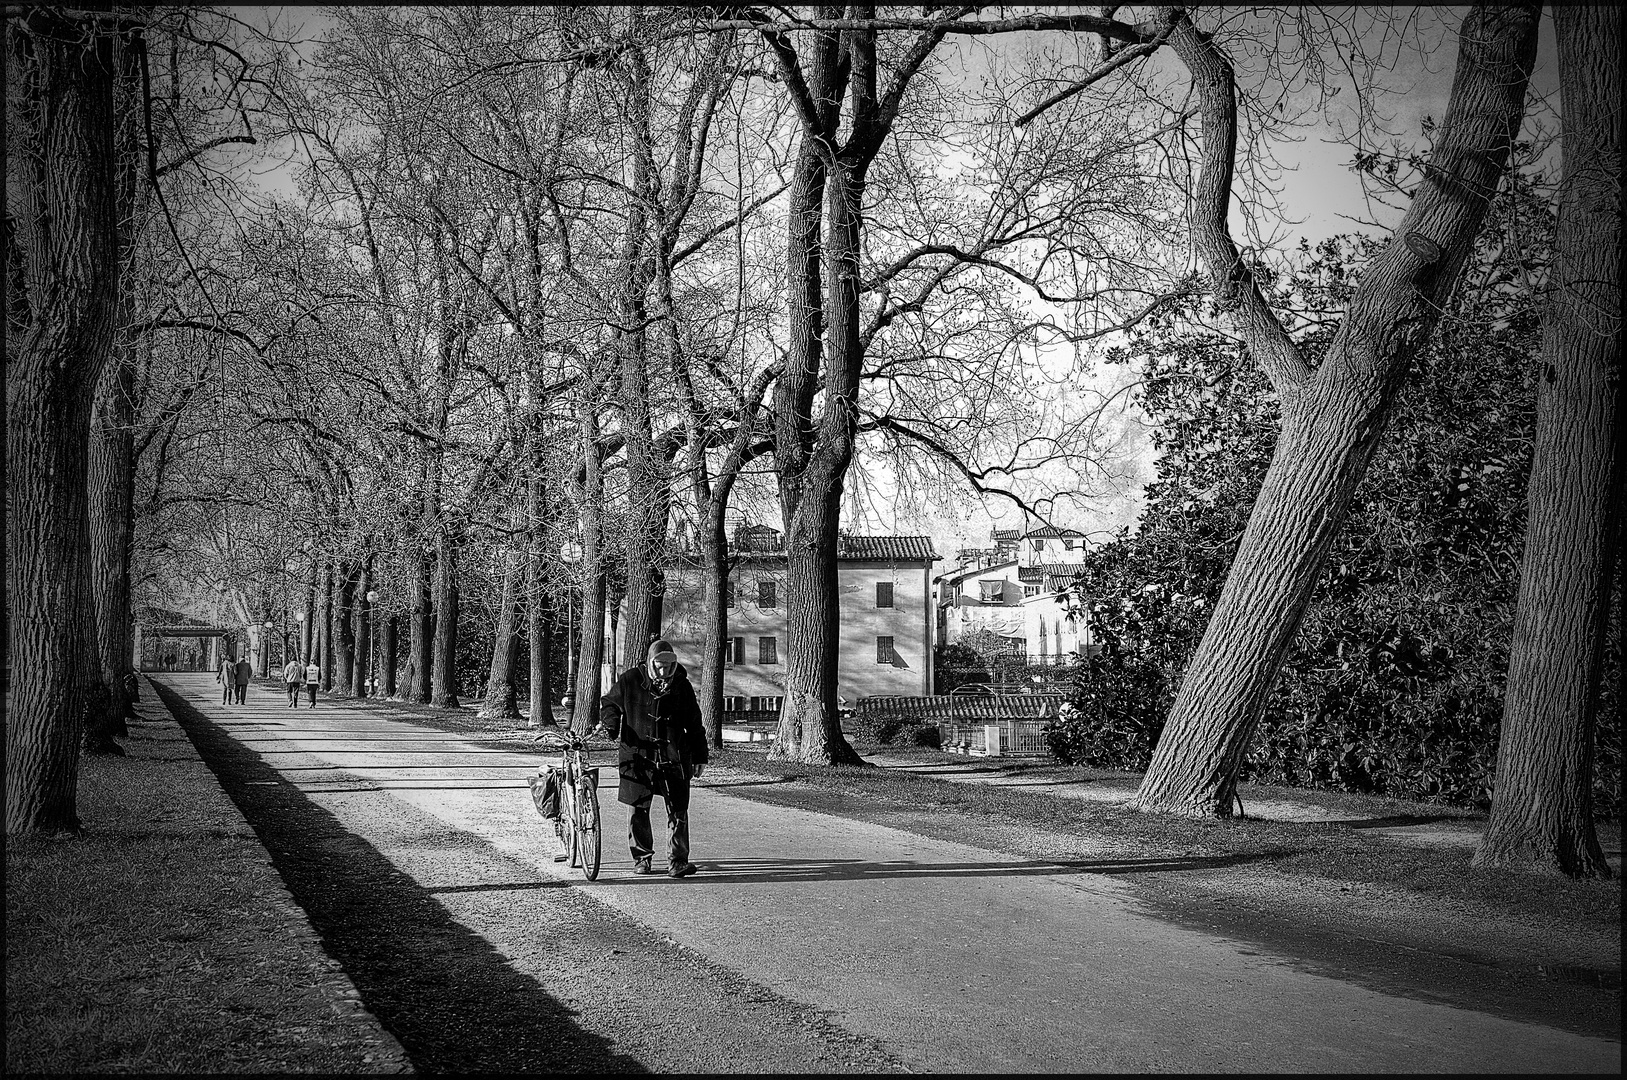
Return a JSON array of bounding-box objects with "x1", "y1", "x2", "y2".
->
[
  {"x1": 216, "y1": 655, "x2": 252, "y2": 704},
  {"x1": 281, "y1": 659, "x2": 322, "y2": 707},
  {"x1": 594, "y1": 638, "x2": 710, "y2": 880}
]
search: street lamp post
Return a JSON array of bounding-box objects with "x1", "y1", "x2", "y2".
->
[
  {"x1": 262, "y1": 620, "x2": 274, "y2": 675},
  {"x1": 560, "y1": 541, "x2": 582, "y2": 710},
  {"x1": 364, "y1": 588, "x2": 379, "y2": 695},
  {"x1": 294, "y1": 608, "x2": 306, "y2": 664}
]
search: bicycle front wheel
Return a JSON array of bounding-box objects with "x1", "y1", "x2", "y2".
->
[{"x1": 577, "y1": 780, "x2": 601, "y2": 881}]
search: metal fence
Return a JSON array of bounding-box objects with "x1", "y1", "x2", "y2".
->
[
  {"x1": 854, "y1": 693, "x2": 1060, "y2": 757},
  {"x1": 937, "y1": 719, "x2": 1052, "y2": 757}
]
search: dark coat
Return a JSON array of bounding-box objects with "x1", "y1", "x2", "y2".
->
[
  {"x1": 600, "y1": 663, "x2": 708, "y2": 805},
  {"x1": 600, "y1": 663, "x2": 709, "y2": 768}
]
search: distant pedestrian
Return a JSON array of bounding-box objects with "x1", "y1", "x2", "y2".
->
[
  {"x1": 598, "y1": 638, "x2": 709, "y2": 879},
  {"x1": 282, "y1": 657, "x2": 304, "y2": 707},
  {"x1": 233, "y1": 656, "x2": 252, "y2": 704},
  {"x1": 304, "y1": 659, "x2": 320, "y2": 707},
  {"x1": 218, "y1": 654, "x2": 235, "y2": 704}
]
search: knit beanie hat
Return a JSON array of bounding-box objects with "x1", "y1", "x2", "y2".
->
[{"x1": 647, "y1": 639, "x2": 678, "y2": 665}]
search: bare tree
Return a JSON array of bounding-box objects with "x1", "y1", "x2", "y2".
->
[
  {"x1": 5, "y1": 8, "x2": 130, "y2": 832},
  {"x1": 1131, "y1": 5, "x2": 1541, "y2": 816},
  {"x1": 1473, "y1": 5, "x2": 1621, "y2": 878}
]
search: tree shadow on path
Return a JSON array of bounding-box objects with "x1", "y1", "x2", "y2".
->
[{"x1": 156, "y1": 682, "x2": 648, "y2": 1075}]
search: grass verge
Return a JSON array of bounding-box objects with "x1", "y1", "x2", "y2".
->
[{"x1": 4, "y1": 692, "x2": 404, "y2": 1075}]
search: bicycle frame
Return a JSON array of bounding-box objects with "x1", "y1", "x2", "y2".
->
[{"x1": 534, "y1": 728, "x2": 602, "y2": 881}]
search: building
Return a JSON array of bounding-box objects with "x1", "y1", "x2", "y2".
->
[
  {"x1": 935, "y1": 523, "x2": 1093, "y2": 661},
  {"x1": 655, "y1": 525, "x2": 940, "y2": 713}
]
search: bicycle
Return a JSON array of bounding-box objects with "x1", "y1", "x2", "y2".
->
[{"x1": 533, "y1": 727, "x2": 602, "y2": 881}]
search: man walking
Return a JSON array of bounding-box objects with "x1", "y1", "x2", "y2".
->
[
  {"x1": 233, "y1": 654, "x2": 253, "y2": 704},
  {"x1": 598, "y1": 638, "x2": 709, "y2": 879},
  {"x1": 217, "y1": 652, "x2": 235, "y2": 705},
  {"x1": 304, "y1": 658, "x2": 320, "y2": 707},
  {"x1": 282, "y1": 656, "x2": 304, "y2": 707}
]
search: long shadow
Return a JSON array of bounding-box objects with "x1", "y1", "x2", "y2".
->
[
  {"x1": 606, "y1": 851, "x2": 1281, "y2": 886},
  {"x1": 153, "y1": 681, "x2": 648, "y2": 1075}
]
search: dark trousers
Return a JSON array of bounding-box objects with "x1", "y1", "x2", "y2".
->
[
  {"x1": 233, "y1": 683, "x2": 248, "y2": 704},
  {"x1": 625, "y1": 763, "x2": 691, "y2": 868},
  {"x1": 286, "y1": 682, "x2": 301, "y2": 706},
  {"x1": 306, "y1": 683, "x2": 317, "y2": 706}
]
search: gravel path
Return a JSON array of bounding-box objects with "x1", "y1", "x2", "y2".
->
[{"x1": 155, "y1": 675, "x2": 1619, "y2": 1074}]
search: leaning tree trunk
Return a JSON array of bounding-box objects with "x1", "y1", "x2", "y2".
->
[
  {"x1": 85, "y1": 334, "x2": 138, "y2": 754},
  {"x1": 1131, "y1": 4, "x2": 1540, "y2": 816},
  {"x1": 1473, "y1": 4, "x2": 1620, "y2": 879},
  {"x1": 5, "y1": 11, "x2": 124, "y2": 834},
  {"x1": 479, "y1": 543, "x2": 523, "y2": 720},
  {"x1": 567, "y1": 401, "x2": 608, "y2": 733},
  {"x1": 430, "y1": 529, "x2": 461, "y2": 708}
]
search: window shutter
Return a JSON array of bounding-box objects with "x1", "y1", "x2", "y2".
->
[
  {"x1": 877, "y1": 635, "x2": 895, "y2": 664},
  {"x1": 876, "y1": 581, "x2": 893, "y2": 608},
  {"x1": 759, "y1": 636, "x2": 778, "y2": 664},
  {"x1": 758, "y1": 580, "x2": 776, "y2": 608}
]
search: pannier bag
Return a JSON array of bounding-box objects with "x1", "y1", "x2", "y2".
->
[{"x1": 528, "y1": 766, "x2": 562, "y2": 820}]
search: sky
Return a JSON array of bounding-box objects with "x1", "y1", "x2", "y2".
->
[{"x1": 234, "y1": 5, "x2": 1565, "y2": 563}]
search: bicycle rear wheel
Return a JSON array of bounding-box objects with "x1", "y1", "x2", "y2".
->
[{"x1": 577, "y1": 779, "x2": 601, "y2": 880}]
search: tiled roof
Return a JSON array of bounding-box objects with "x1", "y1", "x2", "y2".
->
[
  {"x1": 1044, "y1": 569, "x2": 1089, "y2": 593},
  {"x1": 991, "y1": 528, "x2": 1020, "y2": 541},
  {"x1": 1017, "y1": 563, "x2": 1089, "y2": 588},
  {"x1": 1024, "y1": 524, "x2": 1087, "y2": 539},
  {"x1": 837, "y1": 535, "x2": 939, "y2": 562}
]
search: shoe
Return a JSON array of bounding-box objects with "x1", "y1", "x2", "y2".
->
[
  {"x1": 667, "y1": 862, "x2": 697, "y2": 879},
  {"x1": 632, "y1": 858, "x2": 654, "y2": 875}
]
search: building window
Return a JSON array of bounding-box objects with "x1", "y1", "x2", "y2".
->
[
  {"x1": 876, "y1": 581, "x2": 893, "y2": 608},
  {"x1": 724, "y1": 636, "x2": 744, "y2": 666},
  {"x1": 979, "y1": 579, "x2": 1003, "y2": 603},
  {"x1": 759, "y1": 636, "x2": 778, "y2": 664},
  {"x1": 724, "y1": 695, "x2": 748, "y2": 711},
  {"x1": 758, "y1": 580, "x2": 777, "y2": 608},
  {"x1": 877, "y1": 635, "x2": 895, "y2": 665}
]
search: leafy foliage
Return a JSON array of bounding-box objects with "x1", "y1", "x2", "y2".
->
[{"x1": 1053, "y1": 179, "x2": 1618, "y2": 815}]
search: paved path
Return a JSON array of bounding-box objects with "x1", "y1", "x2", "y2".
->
[{"x1": 162, "y1": 676, "x2": 1618, "y2": 1073}]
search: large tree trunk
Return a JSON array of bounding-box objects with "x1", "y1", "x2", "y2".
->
[
  {"x1": 479, "y1": 543, "x2": 523, "y2": 720},
  {"x1": 1473, "y1": 6, "x2": 1620, "y2": 879},
  {"x1": 1129, "y1": 5, "x2": 1541, "y2": 816},
  {"x1": 353, "y1": 558, "x2": 372, "y2": 697},
  {"x1": 380, "y1": 614, "x2": 399, "y2": 698},
  {"x1": 299, "y1": 561, "x2": 316, "y2": 662},
  {"x1": 334, "y1": 559, "x2": 357, "y2": 695},
  {"x1": 697, "y1": 498, "x2": 733, "y2": 747},
  {"x1": 525, "y1": 475, "x2": 556, "y2": 727},
  {"x1": 5, "y1": 11, "x2": 124, "y2": 834},
  {"x1": 84, "y1": 335, "x2": 138, "y2": 754},
  {"x1": 771, "y1": 151, "x2": 867, "y2": 766},
  {"x1": 430, "y1": 530, "x2": 460, "y2": 708},
  {"x1": 318, "y1": 560, "x2": 334, "y2": 690},
  {"x1": 568, "y1": 404, "x2": 607, "y2": 733},
  {"x1": 404, "y1": 547, "x2": 433, "y2": 702}
]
